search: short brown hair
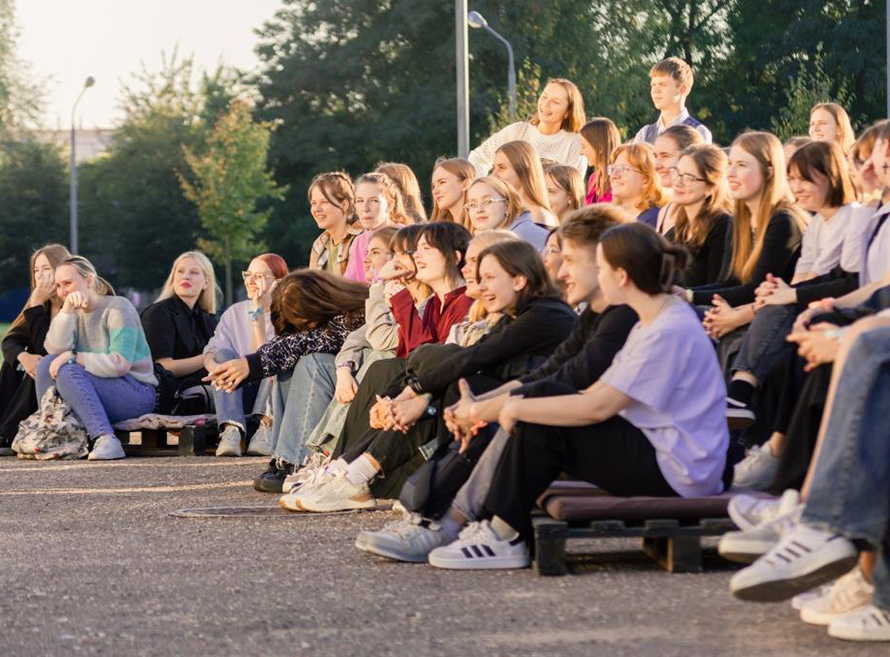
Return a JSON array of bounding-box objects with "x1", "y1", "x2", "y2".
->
[
  {"x1": 788, "y1": 141, "x2": 855, "y2": 208},
  {"x1": 419, "y1": 221, "x2": 472, "y2": 287},
  {"x1": 650, "y1": 57, "x2": 694, "y2": 90},
  {"x1": 558, "y1": 205, "x2": 627, "y2": 249},
  {"x1": 271, "y1": 269, "x2": 367, "y2": 335},
  {"x1": 660, "y1": 125, "x2": 704, "y2": 151},
  {"x1": 600, "y1": 222, "x2": 689, "y2": 295},
  {"x1": 307, "y1": 172, "x2": 357, "y2": 224},
  {"x1": 476, "y1": 240, "x2": 560, "y2": 310}
]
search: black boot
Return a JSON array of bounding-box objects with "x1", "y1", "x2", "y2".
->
[{"x1": 253, "y1": 458, "x2": 295, "y2": 493}]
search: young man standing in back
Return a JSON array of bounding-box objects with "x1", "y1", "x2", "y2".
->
[{"x1": 634, "y1": 57, "x2": 712, "y2": 145}]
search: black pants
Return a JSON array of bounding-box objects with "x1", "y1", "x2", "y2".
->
[
  {"x1": 0, "y1": 361, "x2": 37, "y2": 446},
  {"x1": 481, "y1": 381, "x2": 677, "y2": 542}
]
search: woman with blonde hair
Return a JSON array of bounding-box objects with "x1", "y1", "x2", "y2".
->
[
  {"x1": 468, "y1": 79, "x2": 587, "y2": 176},
  {"x1": 544, "y1": 164, "x2": 584, "y2": 222},
  {"x1": 493, "y1": 140, "x2": 557, "y2": 227},
  {"x1": 430, "y1": 157, "x2": 476, "y2": 226},
  {"x1": 37, "y1": 256, "x2": 157, "y2": 460},
  {"x1": 608, "y1": 143, "x2": 667, "y2": 227},
  {"x1": 0, "y1": 244, "x2": 71, "y2": 452},
  {"x1": 809, "y1": 102, "x2": 855, "y2": 154},
  {"x1": 375, "y1": 162, "x2": 428, "y2": 223},
  {"x1": 141, "y1": 251, "x2": 219, "y2": 387},
  {"x1": 579, "y1": 117, "x2": 621, "y2": 205},
  {"x1": 464, "y1": 176, "x2": 549, "y2": 250}
]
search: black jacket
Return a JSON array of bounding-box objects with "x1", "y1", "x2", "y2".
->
[
  {"x1": 0, "y1": 303, "x2": 52, "y2": 443},
  {"x1": 141, "y1": 296, "x2": 217, "y2": 363},
  {"x1": 673, "y1": 213, "x2": 731, "y2": 288}
]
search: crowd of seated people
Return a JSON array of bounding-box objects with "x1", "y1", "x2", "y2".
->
[{"x1": 3, "y1": 55, "x2": 890, "y2": 644}]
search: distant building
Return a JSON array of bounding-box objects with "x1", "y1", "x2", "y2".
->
[{"x1": 33, "y1": 128, "x2": 116, "y2": 163}]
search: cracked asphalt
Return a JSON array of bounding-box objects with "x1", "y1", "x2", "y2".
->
[{"x1": 0, "y1": 455, "x2": 880, "y2": 656}]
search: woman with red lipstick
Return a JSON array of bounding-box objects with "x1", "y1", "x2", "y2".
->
[{"x1": 141, "y1": 251, "x2": 219, "y2": 398}]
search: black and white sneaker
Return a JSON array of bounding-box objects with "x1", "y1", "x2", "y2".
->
[
  {"x1": 427, "y1": 520, "x2": 529, "y2": 570},
  {"x1": 252, "y1": 458, "x2": 294, "y2": 493}
]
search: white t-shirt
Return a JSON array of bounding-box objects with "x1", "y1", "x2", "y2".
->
[
  {"x1": 860, "y1": 202, "x2": 890, "y2": 286},
  {"x1": 467, "y1": 122, "x2": 586, "y2": 177},
  {"x1": 600, "y1": 297, "x2": 728, "y2": 497},
  {"x1": 839, "y1": 204, "x2": 876, "y2": 273},
  {"x1": 796, "y1": 203, "x2": 871, "y2": 277}
]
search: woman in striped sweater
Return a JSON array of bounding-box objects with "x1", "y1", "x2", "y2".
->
[{"x1": 37, "y1": 256, "x2": 158, "y2": 461}]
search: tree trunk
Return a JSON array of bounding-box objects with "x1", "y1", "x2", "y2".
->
[{"x1": 224, "y1": 235, "x2": 233, "y2": 309}]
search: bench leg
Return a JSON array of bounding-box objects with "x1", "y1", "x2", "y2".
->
[
  {"x1": 533, "y1": 517, "x2": 569, "y2": 576},
  {"x1": 642, "y1": 536, "x2": 702, "y2": 573},
  {"x1": 178, "y1": 426, "x2": 206, "y2": 456}
]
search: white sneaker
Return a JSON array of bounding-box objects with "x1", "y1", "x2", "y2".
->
[
  {"x1": 292, "y1": 471, "x2": 376, "y2": 513},
  {"x1": 428, "y1": 520, "x2": 530, "y2": 570},
  {"x1": 728, "y1": 489, "x2": 799, "y2": 531},
  {"x1": 729, "y1": 523, "x2": 858, "y2": 602},
  {"x1": 356, "y1": 516, "x2": 454, "y2": 562},
  {"x1": 215, "y1": 425, "x2": 242, "y2": 457},
  {"x1": 282, "y1": 452, "x2": 329, "y2": 493},
  {"x1": 719, "y1": 502, "x2": 802, "y2": 564},
  {"x1": 88, "y1": 435, "x2": 126, "y2": 461},
  {"x1": 799, "y1": 567, "x2": 873, "y2": 625},
  {"x1": 828, "y1": 604, "x2": 890, "y2": 642},
  {"x1": 246, "y1": 423, "x2": 273, "y2": 456},
  {"x1": 733, "y1": 444, "x2": 780, "y2": 491},
  {"x1": 792, "y1": 585, "x2": 831, "y2": 611}
]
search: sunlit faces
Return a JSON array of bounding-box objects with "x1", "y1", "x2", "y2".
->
[
  {"x1": 558, "y1": 238, "x2": 599, "y2": 307},
  {"x1": 536, "y1": 82, "x2": 570, "y2": 127},
  {"x1": 727, "y1": 145, "x2": 766, "y2": 203},
  {"x1": 363, "y1": 235, "x2": 393, "y2": 283},
  {"x1": 243, "y1": 258, "x2": 274, "y2": 299},
  {"x1": 309, "y1": 186, "x2": 348, "y2": 231},
  {"x1": 432, "y1": 167, "x2": 468, "y2": 216},
  {"x1": 173, "y1": 257, "x2": 209, "y2": 302},
  {"x1": 461, "y1": 241, "x2": 484, "y2": 299},
  {"x1": 671, "y1": 155, "x2": 709, "y2": 206},
  {"x1": 788, "y1": 167, "x2": 830, "y2": 213},
  {"x1": 33, "y1": 253, "x2": 55, "y2": 289},
  {"x1": 391, "y1": 245, "x2": 418, "y2": 281},
  {"x1": 355, "y1": 181, "x2": 389, "y2": 231},
  {"x1": 847, "y1": 150, "x2": 865, "y2": 193},
  {"x1": 545, "y1": 174, "x2": 571, "y2": 218},
  {"x1": 412, "y1": 235, "x2": 448, "y2": 284},
  {"x1": 809, "y1": 108, "x2": 839, "y2": 144},
  {"x1": 477, "y1": 254, "x2": 526, "y2": 315},
  {"x1": 492, "y1": 151, "x2": 522, "y2": 191},
  {"x1": 653, "y1": 134, "x2": 683, "y2": 188},
  {"x1": 650, "y1": 75, "x2": 685, "y2": 112},
  {"x1": 54, "y1": 263, "x2": 89, "y2": 300},
  {"x1": 609, "y1": 151, "x2": 645, "y2": 203},
  {"x1": 542, "y1": 232, "x2": 563, "y2": 283},
  {"x1": 870, "y1": 138, "x2": 890, "y2": 187},
  {"x1": 595, "y1": 244, "x2": 626, "y2": 305},
  {"x1": 466, "y1": 181, "x2": 509, "y2": 232},
  {"x1": 580, "y1": 138, "x2": 598, "y2": 168}
]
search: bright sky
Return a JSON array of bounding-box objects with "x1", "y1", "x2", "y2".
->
[{"x1": 17, "y1": 0, "x2": 283, "y2": 129}]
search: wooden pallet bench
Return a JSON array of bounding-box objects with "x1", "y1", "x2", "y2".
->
[
  {"x1": 114, "y1": 423, "x2": 221, "y2": 457},
  {"x1": 533, "y1": 482, "x2": 734, "y2": 576}
]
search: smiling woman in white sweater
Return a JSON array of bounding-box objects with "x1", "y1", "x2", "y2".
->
[{"x1": 468, "y1": 79, "x2": 587, "y2": 177}]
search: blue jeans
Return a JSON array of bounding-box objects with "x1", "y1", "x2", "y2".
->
[
  {"x1": 36, "y1": 357, "x2": 157, "y2": 438},
  {"x1": 731, "y1": 305, "x2": 797, "y2": 382},
  {"x1": 269, "y1": 353, "x2": 337, "y2": 465},
  {"x1": 802, "y1": 325, "x2": 890, "y2": 609},
  {"x1": 210, "y1": 348, "x2": 271, "y2": 432}
]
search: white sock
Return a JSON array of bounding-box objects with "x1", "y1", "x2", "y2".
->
[
  {"x1": 345, "y1": 454, "x2": 378, "y2": 485},
  {"x1": 437, "y1": 512, "x2": 463, "y2": 539},
  {"x1": 491, "y1": 516, "x2": 520, "y2": 542}
]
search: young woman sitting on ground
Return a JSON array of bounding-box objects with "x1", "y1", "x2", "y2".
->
[
  {"x1": 652, "y1": 124, "x2": 705, "y2": 235},
  {"x1": 608, "y1": 143, "x2": 667, "y2": 227},
  {"x1": 429, "y1": 157, "x2": 476, "y2": 228},
  {"x1": 808, "y1": 102, "x2": 855, "y2": 155},
  {"x1": 544, "y1": 164, "x2": 584, "y2": 223},
  {"x1": 465, "y1": 176, "x2": 549, "y2": 250},
  {"x1": 375, "y1": 161, "x2": 428, "y2": 224},
  {"x1": 38, "y1": 256, "x2": 158, "y2": 461},
  {"x1": 307, "y1": 172, "x2": 364, "y2": 276},
  {"x1": 493, "y1": 140, "x2": 558, "y2": 230},
  {"x1": 205, "y1": 253, "x2": 289, "y2": 457},
  {"x1": 579, "y1": 117, "x2": 620, "y2": 205}
]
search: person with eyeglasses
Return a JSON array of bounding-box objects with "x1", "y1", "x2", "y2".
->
[
  {"x1": 847, "y1": 123, "x2": 885, "y2": 206},
  {"x1": 465, "y1": 176, "x2": 549, "y2": 251},
  {"x1": 607, "y1": 143, "x2": 667, "y2": 227},
  {"x1": 652, "y1": 125, "x2": 705, "y2": 236},
  {"x1": 204, "y1": 254, "x2": 289, "y2": 457}
]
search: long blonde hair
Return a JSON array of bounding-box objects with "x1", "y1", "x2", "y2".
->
[
  {"x1": 496, "y1": 140, "x2": 552, "y2": 213},
  {"x1": 10, "y1": 244, "x2": 72, "y2": 329},
  {"x1": 811, "y1": 103, "x2": 855, "y2": 154},
  {"x1": 529, "y1": 78, "x2": 586, "y2": 133},
  {"x1": 610, "y1": 143, "x2": 667, "y2": 212},
  {"x1": 729, "y1": 132, "x2": 805, "y2": 283},
  {"x1": 355, "y1": 172, "x2": 412, "y2": 225},
  {"x1": 157, "y1": 251, "x2": 220, "y2": 314},
  {"x1": 58, "y1": 256, "x2": 116, "y2": 296},
  {"x1": 375, "y1": 162, "x2": 428, "y2": 223},
  {"x1": 430, "y1": 157, "x2": 476, "y2": 227},
  {"x1": 468, "y1": 176, "x2": 524, "y2": 233}
]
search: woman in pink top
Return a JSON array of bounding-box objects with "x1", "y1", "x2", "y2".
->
[
  {"x1": 344, "y1": 172, "x2": 413, "y2": 282},
  {"x1": 580, "y1": 118, "x2": 620, "y2": 205}
]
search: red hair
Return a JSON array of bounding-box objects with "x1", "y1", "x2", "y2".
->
[{"x1": 256, "y1": 253, "x2": 289, "y2": 279}]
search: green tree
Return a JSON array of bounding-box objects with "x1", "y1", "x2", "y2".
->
[
  {"x1": 179, "y1": 99, "x2": 287, "y2": 306},
  {"x1": 0, "y1": 0, "x2": 44, "y2": 134}
]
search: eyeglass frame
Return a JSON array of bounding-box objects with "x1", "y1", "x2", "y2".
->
[
  {"x1": 668, "y1": 167, "x2": 707, "y2": 186},
  {"x1": 465, "y1": 197, "x2": 508, "y2": 213},
  {"x1": 607, "y1": 164, "x2": 642, "y2": 178}
]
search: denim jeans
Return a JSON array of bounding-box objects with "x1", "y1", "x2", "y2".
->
[
  {"x1": 731, "y1": 305, "x2": 797, "y2": 382},
  {"x1": 802, "y1": 326, "x2": 890, "y2": 609},
  {"x1": 36, "y1": 357, "x2": 156, "y2": 438},
  {"x1": 210, "y1": 347, "x2": 271, "y2": 432},
  {"x1": 269, "y1": 353, "x2": 337, "y2": 465}
]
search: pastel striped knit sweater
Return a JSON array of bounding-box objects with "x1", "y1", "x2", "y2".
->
[{"x1": 45, "y1": 296, "x2": 158, "y2": 387}]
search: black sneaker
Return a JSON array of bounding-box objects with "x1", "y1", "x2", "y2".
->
[
  {"x1": 726, "y1": 399, "x2": 756, "y2": 430},
  {"x1": 253, "y1": 458, "x2": 295, "y2": 493}
]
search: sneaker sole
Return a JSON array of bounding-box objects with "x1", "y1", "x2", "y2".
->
[
  {"x1": 718, "y1": 536, "x2": 777, "y2": 564},
  {"x1": 732, "y1": 555, "x2": 859, "y2": 602},
  {"x1": 800, "y1": 606, "x2": 847, "y2": 626},
  {"x1": 355, "y1": 538, "x2": 430, "y2": 563},
  {"x1": 428, "y1": 552, "x2": 529, "y2": 570},
  {"x1": 278, "y1": 496, "x2": 307, "y2": 512},
  {"x1": 299, "y1": 497, "x2": 376, "y2": 513},
  {"x1": 828, "y1": 624, "x2": 890, "y2": 642}
]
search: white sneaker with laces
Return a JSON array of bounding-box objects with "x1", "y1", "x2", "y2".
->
[
  {"x1": 246, "y1": 423, "x2": 273, "y2": 456},
  {"x1": 356, "y1": 516, "x2": 453, "y2": 562},
  {"x1": 295, "y1": 470, "x2": 376, "y2": 512},
  {"x1": 215, "y1": 425, "x2": 242, "y2": 457},
  {"x1": 733, "y1": 444, "x2": 780, "y2": 491},
  {"x1": 719, "y1": 502, "x2": 802, "y2": 564},
  {"x1": 729, "y1": 523, "x2": 858, "y2": 602},
  {"x1": 428, "y1": 520, "x2": 529, "y2": 570},
  {"x1": 728, "y1": 489, "x2": 799, "y2": 531},
  {"x1": 792, "y1": 585, "x2": 830, "y2": 611},
  {"x1": 282, "y1": 452, "x2": 328, "y2": 493},
  {"x1": 828, "y1": 604, "x2": 890, "y2": 642},
  {"x1": 800, "y1": 567, "x2": 873, "y2": 626},
  {"x1": 88, "y1": 435, "x2": 126, "y2": 461}
]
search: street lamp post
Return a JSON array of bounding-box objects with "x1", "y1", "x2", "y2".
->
[
  {"x1": 70, "y1": 76, "x2": 95, "y2": 255},
  {"x1": 456, "y1": 0, "x2": 470, "y2": 157},
  {"x1": 467, "y1": 11, "x2": 517, "y2": 120}
]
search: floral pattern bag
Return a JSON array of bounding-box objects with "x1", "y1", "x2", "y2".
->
[{"x1": 12, "y1": 386, "x2": 89, "y2": 460}]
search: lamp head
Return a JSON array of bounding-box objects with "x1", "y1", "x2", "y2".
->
[
  {"x1": 467, "y1": 11, "x2": 487, "y2": 29},
  {"x1": 84, "y1": 76, "x2": 95, "y2": 89}
]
